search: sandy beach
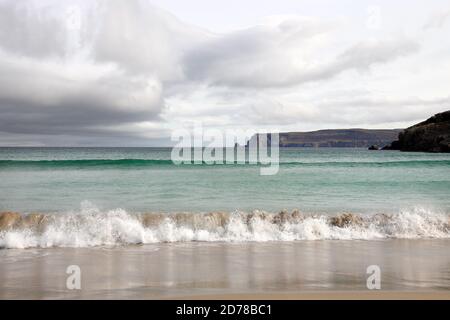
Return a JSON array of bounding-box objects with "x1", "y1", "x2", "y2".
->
[
  {"x1": 171, "y1": 292, "x2": 450, "y2": 300},
  {"x1": 1, "y1": 240, "x2": 449, "y2": 299}
]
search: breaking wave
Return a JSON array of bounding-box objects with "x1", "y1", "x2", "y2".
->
[{"x1": 0, "y1": 203, "x2": 449, "y2": 249}]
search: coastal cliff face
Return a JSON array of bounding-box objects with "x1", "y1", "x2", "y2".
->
[
  {"x1": 279, "y1": 129, "x2": 401, "y2": 148},
  {"x1": 384, "y1": 111, "x2": 450, "y2": 152},
  {"x1": 247, "y1": 129, "x2": 401, "y2": 148}
]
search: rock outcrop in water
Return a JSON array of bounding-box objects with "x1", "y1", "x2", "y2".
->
[{"x1": 383, "y1": 111, "x2": 450, "y2": 152}]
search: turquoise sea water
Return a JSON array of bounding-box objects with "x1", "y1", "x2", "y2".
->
[{"x1": 0, "y1": 147, "x2": 449, "y2": 214}]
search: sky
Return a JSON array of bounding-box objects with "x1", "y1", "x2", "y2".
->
[{"x1": 0, "y1": 0, "x2": 449, "y2": 146}]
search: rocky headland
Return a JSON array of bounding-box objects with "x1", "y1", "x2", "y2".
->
[{"x1": 383, "y1": 111, "x2": 450, "y2": 152}]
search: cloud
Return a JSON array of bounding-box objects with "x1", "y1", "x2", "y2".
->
[
  {"x1": 423, "y1": 9, "x2": 450, "y2": 29},
  {"x1": 183, "y1": 16, "x2": 333, "y2": 88},
  {"x1": 0, "y1": 0, "x2": 444, "y2": 146},
  {"x1": 310, "y1": 96, "x2": 450, "y2": 127},
  {"x1": 0, "y1": 49, "x2": 163, "y2": 134},
  {"x1": 183, "y1": 18, "x2": 419, "y2": 88},
  {"x1": 171, "y1": 93, "x2": 450, "y2": 130},
  {"x1": 0, "y1": 0, "x2": 171, "y2": 142},
  {"x1": 0, "y1": 1, "x2": 66, "y2": 58},
  {"x1": 91, "y1": 0, "x2": 206, "y2": 81}
]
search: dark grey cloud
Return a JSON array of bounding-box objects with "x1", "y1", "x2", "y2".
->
[
  {"x1": 0, "y1": 53, "x2": 163, "y2": 134},
  {"x1": 0, "y1": 0, "x2": 169, "y2": 145}
]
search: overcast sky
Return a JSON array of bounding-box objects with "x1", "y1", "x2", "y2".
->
[{"x1": 0, "y1": 0, "x2": 449, "y2": 146}]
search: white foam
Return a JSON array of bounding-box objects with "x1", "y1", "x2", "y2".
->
[{"x1": 0, "y1": 203, "x2": 448, "y2": 249}]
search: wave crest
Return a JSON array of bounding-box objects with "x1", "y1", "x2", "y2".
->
[
  {"x1": 1, "y1": 159, "x2": 449, "y2": 169},
  {"x1": 0, "y1": 204, "x2": 449, "y2": 249}
]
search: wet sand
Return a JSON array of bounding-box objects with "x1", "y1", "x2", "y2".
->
[
  {"x1": 0, "y1": 240, "x2": 449, "y2": 299},
  {"x1": 172, "y1": 292, "x2": 450, "y2": 300}
]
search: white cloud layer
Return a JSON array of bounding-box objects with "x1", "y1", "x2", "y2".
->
[{"x1": 0, "y1": 0, "x2": 449, "y2": 146}]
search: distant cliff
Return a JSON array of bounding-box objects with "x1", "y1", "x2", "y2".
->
[
  {"x1": 383, "y1": 111, "x2": 450, "y2": 152},
  {"x1": 247, "y1": 129, "x2": 402, "y2": 148}
]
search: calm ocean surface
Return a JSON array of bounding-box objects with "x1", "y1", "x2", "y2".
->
[{"x1": 1, "y1": 147, "x2": 449, "y2": 214}]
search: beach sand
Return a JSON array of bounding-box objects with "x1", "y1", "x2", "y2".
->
[
  {"x1": 171, "y1": 292, "x2": 450, "y2": 300},
  {"x1": 0, "y1": 240, "x2": 449, "y2": 299}
]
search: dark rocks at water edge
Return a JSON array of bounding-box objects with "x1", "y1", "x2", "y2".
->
[{"x1": 383, "y1": 110, "x2": 450, "y2": 153}]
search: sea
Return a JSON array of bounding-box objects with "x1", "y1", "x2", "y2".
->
[{"x1": 0, "y1": 147, "x2": 449, "y2": 248}]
